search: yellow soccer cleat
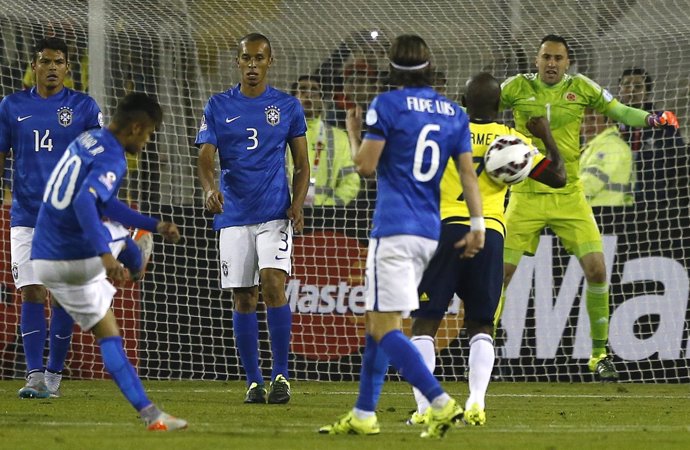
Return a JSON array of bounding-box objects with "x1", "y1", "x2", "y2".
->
[
  {"x1": 588, "y1": 354, "x2": 619, "y2": 382},
  {"x1": 421, "y1": 398, "x2": 463, "y2": 439},
  {"x1": 319, "y1": 411, "x2": 380, "y2": 435},
  {"x1": 463, "y1": 403, "x2": 486, "y2": 426},
  {"x1": 405, "y1": 409, "x2": 430, "y2": 426},
  {"x1": 267, "y1": 374, "x2": 291, "y2": 404}
]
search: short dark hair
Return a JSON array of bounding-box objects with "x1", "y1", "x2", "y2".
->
[
  {"x1": 237, "y1": 33, "x2": 272, "y2": 57},
  {"x1": 290, "y1": 75, "x2": 322, "y2": 97},
  {"x1": 620, "y1": 67, "x2": 653, "y2": 94},
  {"x1": 464, "y1": 72, "x2": 501, "y2": 112},
  {"x1": 32, "y1": 37, "x2": 69, "y2": 62},
  {"x1": 112, "y1": 92, "x2": 163, "y2": 128},
  {"x1": 388, "y1": 34, "x2": 433, "y2": 87},
  {"x1": 539, "y1": 34, "x2": 570, "y2": 57}
]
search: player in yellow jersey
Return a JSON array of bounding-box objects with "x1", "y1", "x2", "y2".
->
[
  {"x1": 407, "y1": 72, "x2": 566, "y2": 426},
  {"x1": 500, "y1": 35, "x2": 678, "y2": 382}
]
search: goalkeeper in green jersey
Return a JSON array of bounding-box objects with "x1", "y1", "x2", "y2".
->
[{"x1": 498, "y1": 34, "x2": 679, "y2": 381}]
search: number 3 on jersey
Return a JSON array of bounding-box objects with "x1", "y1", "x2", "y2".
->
[
  {"x1": 413, "y1": 124, "x2": 441, "y2": 182},
  {"x1": 246, "y1": 127, "x2": 258, "y2": 150}
]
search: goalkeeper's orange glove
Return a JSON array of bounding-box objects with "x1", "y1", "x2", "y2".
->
[{"x1": 646, "y1": 111, "x2": 679, "y2": 129}]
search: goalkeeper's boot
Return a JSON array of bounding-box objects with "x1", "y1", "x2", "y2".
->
[
  {"x1": 44, "y1": 370, "x2": 63, "y2": 398},
  {"x1": 421, "y1": 398, "x2": 463, "y2": 439},
  {"x1": 146, "y1": 412, "x2": 188, "y2": 431},
  {"x1": 319, "y1": 411, "x2": 380, "y2": 435},
  {"x1": 244, "y1": 382, "x2": 267, "y2": 404},
  {"x1": 462, "y1": 403, "x2": 486, "y2": 426},
  {"x1": 18, "y1": 372, "x2": 50, "y2": 399},
  {"x1": 588, "y1": 354, "x2": 619, "y2": 382},
  {"x1": 267, "y1": 374, "x2": 291, "y2": 404},
  {"x1": 405, "y1": 409, "x2": 430, "y2": 426}
]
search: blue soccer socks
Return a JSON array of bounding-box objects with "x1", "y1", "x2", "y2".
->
[
  {"x1": 99, "y1": 335, "x2": 151, "y2": 411},
  {"x1": 355, "y1": 334, "x2": 390, "y2": 412},
  {"x1": 21, "y1": 302, "x2": 47, "y2": 374},
  {"x1": 233, "y1": 311, "x2": 263, "y2": 385},
  {"x1": 267, "y1": 304, "x2": 292, "y2": 381},
  {"x1": 47, "y1": 306, "x2": 74, "y2": 373}
]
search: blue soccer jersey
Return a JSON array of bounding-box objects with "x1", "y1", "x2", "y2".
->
[
  {"x1": 195, "y1": 84, "x2": 307, "y2": 229},
  {"x1": 0, "y1": 87, "x2": 102, "y2": 227},
  {"x1": 364, "y1": 86, "x2": 471, "y2": 240},
  {"x1": 32, "y1": 128, "x2": 127, "y2": 260}
]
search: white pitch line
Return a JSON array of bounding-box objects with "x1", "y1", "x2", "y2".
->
[
  {"x1": 141, "y1": 389, "x2": 689, "y2": 400},
  {"x1": 1, "y1": 388, "x2": 688, "y2": 401},
  {"x1": 3, "y1": 421, "x2": 687, "y2": 434}
]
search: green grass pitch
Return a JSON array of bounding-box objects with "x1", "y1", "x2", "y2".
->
[{"x1": 1, "y1": 380, "x2": 689, "y2": 449}]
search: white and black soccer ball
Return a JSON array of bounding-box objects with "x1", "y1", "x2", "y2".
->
[{"x1": 484, "y1": 135, "x2": 535, "y2": 185}]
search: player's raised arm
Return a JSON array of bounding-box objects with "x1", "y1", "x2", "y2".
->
[
  {"x1": 525, "y1": 117, "x2": 566, "y2": 188},
  {"x1": 347, "y1": 104, "x2": 385, "y2": 177},
  {"x1": 197, "y1": 142, "x2": 223, "y2": 214}
]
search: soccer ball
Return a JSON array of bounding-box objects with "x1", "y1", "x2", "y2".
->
[{"x1": 484, "y1": 135, "x2": 535, "y2": 185}]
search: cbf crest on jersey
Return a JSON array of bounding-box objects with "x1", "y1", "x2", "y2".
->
[
  {"x1": 265, "y1": 105, "x2": 280, "y2": 126},
  {"x1": 57, "y1": 106, "x2": 73, "y2": 127}
]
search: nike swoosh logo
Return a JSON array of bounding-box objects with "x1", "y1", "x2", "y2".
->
[
  {"x1": 226, "y1": 116, "x2": 241, "y2": 123},
  {"x1": 18, "y1": 115, "x2": 33, "y2": 122},
  {"x1": 54, "y1": 334, "x2": 71, "y2": 340},
  {"x1": 275, "y1": 256, "x2": 288, "y2": 260},
  {"x1": 21, "y1": 330, "x2": 40, "y2": 337}
]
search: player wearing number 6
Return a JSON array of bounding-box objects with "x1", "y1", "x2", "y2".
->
[
  {"x1": 196, "y1": 33, "x2": 309, "y2": 404},
  {"x1": 0, "y1": 37, "x2": 102, "y2": 399},
  {"x1": 319, "y1": 34, "x2": 483, "y2": 439}
]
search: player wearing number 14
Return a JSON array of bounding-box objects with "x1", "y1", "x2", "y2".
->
[
  {"x1": 196, "y1": 33, "x2": 309, "y2": 404},
  {"x1": 0, "y1": 37, "x2": 102, "y2": 399}
]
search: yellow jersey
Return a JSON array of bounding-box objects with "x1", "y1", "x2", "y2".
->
[{"x1": 440, "y1": 120, "x2": 546, "y2": 236}]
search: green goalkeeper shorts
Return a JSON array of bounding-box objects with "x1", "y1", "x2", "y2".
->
[{"x1": 503, "y1": 190, "x2": 603, "y2": 265}]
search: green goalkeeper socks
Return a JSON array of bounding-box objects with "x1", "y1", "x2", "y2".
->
[{"x1": 586, "y1": 282, "x2": 609, "y2": 355}]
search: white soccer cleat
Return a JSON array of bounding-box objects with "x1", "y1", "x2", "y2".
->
[
  {"x1": 146, "y1": 412, "x2": 188, "y2": 431},
  {"x1": 44, "y1": 371, "x2": 63, "y2": 398}
]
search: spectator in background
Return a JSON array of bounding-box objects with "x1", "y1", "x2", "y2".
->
[
  {"x1": 433, "y1": 69, "x2": 447, "y2": 96},
  {"x1": 580, "y1": 108, "x2": 635, "y2": 208},
  {"x1": 316, "y1": 30, "x2": 389, "y2": 128},
  {"x1": 617, "y1": 68, "x2": 685, "y2": 206},
  {"x1": 289, "y1": 75, "x2": 360, "y2": 209}
]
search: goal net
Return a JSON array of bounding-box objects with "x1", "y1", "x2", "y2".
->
[{"x1": 0, "y1": 0, "x2": 688, "y2": 383}]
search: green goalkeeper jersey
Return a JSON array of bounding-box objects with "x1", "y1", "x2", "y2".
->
[{"x1": 501, "y1": 73, "x2": 616, "y2": 194}]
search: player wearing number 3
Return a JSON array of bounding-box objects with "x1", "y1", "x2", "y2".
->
[
  {"x1": 0, "y1": 37, "x2": 102, "y2": 399},
  {"x1": 196, "y1": 33, "x2": 309, "y2": 404},
  {"x1": 319, "y1": 34, "x2": 483, "y2": 439}
]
